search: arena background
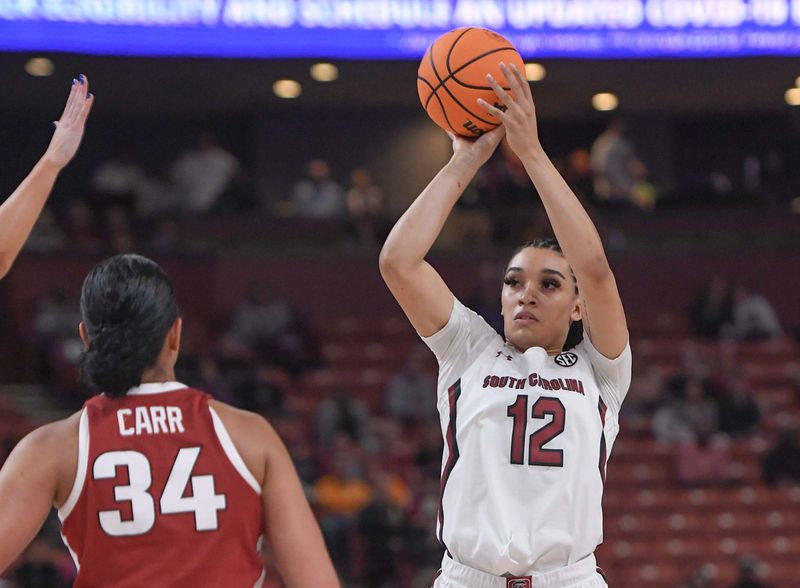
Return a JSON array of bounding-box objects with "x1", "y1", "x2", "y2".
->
[{"x1": 1, "y1": 2, "x2": 800, "y2": 586}]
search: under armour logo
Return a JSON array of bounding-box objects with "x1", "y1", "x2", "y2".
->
[
  {"x1": 506, "y1": 579, "x2": 531, "y2": 588},
  {"x1": 496, "y1": 351, "x2": 513, "y2": 361},
  {"x1": 554, "y1": 352, "x2": 578, "y2": 367}
]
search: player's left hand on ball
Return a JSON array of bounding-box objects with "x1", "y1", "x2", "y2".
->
[
  {"x1": 448, "y1": 124, "x2": 506, "y2": 167},
  {"x1": 477, "y1": 62, "x2": 541, "y2": 159},
  {"x1": 44, "y1": 74, "x2": 95, "y2": 169}
]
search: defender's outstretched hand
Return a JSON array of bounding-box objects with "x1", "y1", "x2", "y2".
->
[
  {"x1": 45, "y1": 74, "x2": 94, "y2": 169},
  {"x1": 476, "y1": 62, "x2": 541, "y2": 159},
  {"x1": 0, "y1": 75, "x2": 95, "y2": 278}
]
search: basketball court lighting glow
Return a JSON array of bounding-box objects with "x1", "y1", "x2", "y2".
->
[
  {"x1": 310, "y1": 63, "x2": 338, "y2": 82},
  {"x1": 592, "y1": 93, "x2": 619, "y2": 111},
  {"x1": 25, "y1": 57, "x2": 54, "y2": 77},
  {"x1": 785, "y1": 88, "x2": 800, "y2": 106},
  {"x1": 273, "y1": 79, "x2": 301, "y2": 99},
  {"x1": 524, "y1": 63, "x2": 546, "y2": 82}
]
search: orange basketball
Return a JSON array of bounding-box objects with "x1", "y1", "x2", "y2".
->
[{"x1": 417, "y1": 27, "x2": 526, "y2": 138}]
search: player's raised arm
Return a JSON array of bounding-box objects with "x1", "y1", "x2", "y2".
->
[
  {"x1": 379, "y1": 126, "x2": 505, "y2": 336},
  {"x1": 477, "y1": 63, "x2": 628, "y2": 359},
  {"x1": 0, "y1": 75, "x2": 94, "y2": 279}
]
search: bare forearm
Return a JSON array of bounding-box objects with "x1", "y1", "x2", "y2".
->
[
  {"x1": 521, "y1": 147, "x2": 609, "y2": 278},
  {"x1": 0, "y1": 157, "x2": 61, "y2": 277},
  {"x1": 380, "y1": 155, "x2": 479, "y2": 269}
]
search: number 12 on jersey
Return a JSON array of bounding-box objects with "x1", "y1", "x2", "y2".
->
[
  {"x1": 507, "y1": 395, "x2": 566, "y2": 467},
  {"x1": 93, "y1": 447, "x2": 226, "y2": 536}
]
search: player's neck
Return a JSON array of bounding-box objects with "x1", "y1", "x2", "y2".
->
[{"x1": 140, "y1": 365, "x2": 177, "y2": 384}]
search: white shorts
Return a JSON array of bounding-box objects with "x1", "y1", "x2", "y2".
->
[{"x1": 433, "y1": 554, "x2": 608, "y2": 588}]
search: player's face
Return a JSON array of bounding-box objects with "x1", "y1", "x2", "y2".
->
[{"x1": 501, "y1": 247, "x2": 580, "y2": 353}]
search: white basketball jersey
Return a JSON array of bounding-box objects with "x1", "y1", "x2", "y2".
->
[{"x1": 422, "y1": 299, "x2": 631, "y2": 576}]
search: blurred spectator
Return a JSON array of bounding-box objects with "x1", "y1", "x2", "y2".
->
[
  {"x1": 787, "y1": 362, "x2": 800, "y2": 405},
  {"x1": 729, "y1": 554, "x2": 770, "y2": 588},
  {"x1": 12, "y1": 538, "x2": 67, "y2": 588},
  {"x1": 292, "y1": 159, "x2": 345, "y2": 219},
  {"x1": 439, "y1": 180, "x2": 493, "y2": 249},
  {"x1": 345, "y1": 167, "x2": 385, "y2": 250},
  {"x1": 564, "y1": 148, "x2": 595, "y2": 203},
  {"x1": 357, "y1": 467, "x2": 411, "y2": 587},
  {"x1": 683, "y1": 378, "x2": 720, "y2": 435},
  {"x1": 622, "y1": 364, "x2": 664, "y2": 420},
  {"x1": 384, "y1": 345, "x2": 437, "y2": 421},
  {"x1": 31, "y1": 289, "x2": 82, "y2": 390},
  {"x1": 223, "y1": 281, "x2": 320, "y2": 376},
  {"x1": 714, "y1": 378, "x2": 760, "y2": 438},
  {"x1": 468, "y1": 261, "x2": 504, "y2": 335},
  {"x1": 64, "y1": 200, "x2": 102, "y2": 254},
  {"x1": 12, "y1": 513, "x2": 75, "y2": 587},
  {"x1": 412, "y1": 421, "x2": 444, "y2": 479},
  {"x1": 229, "y1": 364, "x2": 287, "y2": 416},
  {"x1": 89, "y1": 149, "x2": 145, "y2": 215},
  {"x1": 652, "y1": 384, "x2": 694, "y2": 444},
  {"x1": 762, "y1": 424, "x2": 800, "y2": 486},
  {"x1": 677, "y1": 564, "x2": 716, "y2": 588},
  {"x1": 134, "y1": 165, "x2": 181, "y2": 219},
  {"x1": 676, "y1": 427, "x2": 736, "y2": 486},
  {"x1": 475, "y1": 139, "x2": 545, "y2": 244},
  {"x1": 104, "y1": 207, "x2": 136, "y2": 253},
  {"x1": 728, "y1": 286, "x2": 782, "y2": 341},
  {"x1": 590, "y1": 118, "x2": 646, "y2": 206},
  {"x1": 193, "y1": 356, "x2": 234, "y2": 405},
  {"x1": 24, "y1": 209, "x2": 65, "y2": 254},
  {"x1": 172, "y1": 131, "x2": 240, "y2": 215},
  {"x1": 147, "y1": 218, "x2": 181, "y2": 255},
  {"x1": 317, "y1": 387, "x2": 369, "y2": 448},
  {"x1": 688, "y1": 276, "x2": 734, "y2": 339},
  {"x1": 277, "y1": 419, "x2": 319, "y2": 491},
  {"x1": 314, "y1": 440, "x2": 372, "y2": 578},
  {"x1": 652, "y1": 377, "x2": 719, "y2": 444}
]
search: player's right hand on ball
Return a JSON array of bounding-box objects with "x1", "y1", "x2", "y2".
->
[
  {"x1": 448, "y1": 125, "x2": 505, "y2": 168},
  {"x1": 44, "y1": 74, "x2": 95, "y2": 169}
]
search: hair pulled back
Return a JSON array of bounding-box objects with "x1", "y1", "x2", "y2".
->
[{"x1": 79, "y1": 254, "x2": 178, "y2": 397}]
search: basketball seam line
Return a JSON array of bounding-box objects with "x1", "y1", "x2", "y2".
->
[
  {"x1": 430, "y1": 47, "x2": 515, "y2": 96},
  {"x1": 426, "y1": 37, "x2": 499, "y2": 130},
  {"x1": 418, "y1": 75, "x2": 458, "y2": 135},
  {"x1": 423, "y1": 31, "x2": 515, "y2": 128},
  {"x1": 445, "y1": 30, "x2": 517, "y2": 92}
]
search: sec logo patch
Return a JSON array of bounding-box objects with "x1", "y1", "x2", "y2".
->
[{"x1": 555, "y1": 352, "x2": 578, "y2": 367}]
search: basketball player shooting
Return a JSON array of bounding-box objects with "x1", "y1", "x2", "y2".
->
[
  {"x1": 380, "y1": 62, "x2": 631, "y2": 587},
  {"x1": 0, "y1": 75, "x2": 93, "y2": 279}
]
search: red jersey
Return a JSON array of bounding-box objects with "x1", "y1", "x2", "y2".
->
[{"x1": 59, "y1": 382, "x2": 265, "y2": 587}]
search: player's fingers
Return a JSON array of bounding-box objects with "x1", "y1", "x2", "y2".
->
[
  {"x1": 58, "y1": 78, "x2": 80, "y2": 121},
  {"x1": 476, "y1": 97, "x2": 507, "y2": 121},
  {"x1": 509, "y1": 63, "x2": 534, "y2": 104},
  {"x1": 486, "y1": 73, "x2": 513, "y2": 108},
  {"x1": 499, "y1": 62, "x2": 530, "y2": 107},
  {"x1": 482, "y1": 125, "x2": 506, "y2": 143},
  {"x1": 66, "y1": 74, "x2": 89, "y2": 122},
  {"x1": 78, "y1": 92, "x2": 95, "y2": 123},
  {"x1": 72, "y1": 74, "x2": 88, "y2": 112}
]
